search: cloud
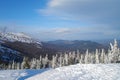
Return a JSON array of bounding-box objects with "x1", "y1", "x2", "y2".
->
[
  {"x1": 32, "y1": 26, "x2": 119, "y2": 40},
  {"x1": 40, "y1": 0, "x2": 120, "y2": 27},
  {"x1": 53, "y1": 28, "x2": 71, "y2": 34}
]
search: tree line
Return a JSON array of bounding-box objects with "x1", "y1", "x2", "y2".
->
[{"x1": 1, "y1": 39, "x2": 120, "y2": 70}]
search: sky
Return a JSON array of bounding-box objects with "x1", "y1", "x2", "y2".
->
[{"x1": 0, "y1": 0, "x2": 120, "y2": 41}]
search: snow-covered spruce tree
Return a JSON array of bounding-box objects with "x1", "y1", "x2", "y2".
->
[
  {"x1": 21, "y1": 57, "x2": 30, "y2": 69},
  {"x1": 68, "y1": 52, "x2": 74, "y2": 65},
  {"x1": 62, "y1": 57, "x2": 65, "y2": 66},
  {"x1": 21, "y1": 57, "x2": 25, "y2": 69},
  {"x1": 100, "y1": 49, "x2": 105, "y2": 63},
  {"x1": 39, "y1": 55, "x2": 42, "y2": 68},
  {"x1": 75, "y1": 50, "x2": 80, "y2": 64},
  {"x1": 51, "y1": 55, "x2": 56, "y2": 68},
  {"x1": 42, "y1": 57, "x2": 45, "y2": 68},
  {"x1": 58, "y1": 54, "x2": 63, "y2": 67},
  {"x1": 43, "y1": 54, "x2": 49, "y2": 68},
  {"x1": 112, "y1": 39, "x2": 119, "y2": 63},
  {"x1": 64, "y1": 53, "x2": 69, "y2": 66},
  {"x1": 104, "y1": 54, "x2": 109, "y2": 63},
  {"x1": 72, "y1": 51, "x2": 76, "y2": 64},
  {"x1": 85, "y1": 49, "x2": 89, "y2": 64},
  {"x1": 80, "y1": 54, "x2": 84, "y2": 64},
  {"x1": 8, "y1": 63, "x2": 12, "y2": 70},
  {"x1": 55, "y1": 54, "x2": 59, "y2": 67},
  {"x1": 90, "y1": 53, "x2": 94, "y2": 64},
  {"x1": 17, "y1": 63, "x2": 20, "y2": 70},
  {"x1": 30, "y1": 58, "x2": 37, "y2": 69},
  {"x1": 107, "y1": 49, "x2": 113, "y2": 63},
  {"x1": 12, "y1": 61, "x2": 15, "y2": 69},
  {"x1": 95, "y1": 49, "x2": 99, "y2": 64},
  {"x1": 68, "y1": 52, "x2": 72, "y2": 65},
  {"x1": 108, "y1": 39, "x2": 119, "y2": 63},
  {"x1": 36, "y1": 59, "x2": 41, "y2": 69}
]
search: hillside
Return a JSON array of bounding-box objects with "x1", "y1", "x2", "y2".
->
[
  {"x1": 0, "y1": 32, "x2": 57, "y2": 63},
  {"x1": 44, "y1": 40, "x2": 107, "y2": 52}
]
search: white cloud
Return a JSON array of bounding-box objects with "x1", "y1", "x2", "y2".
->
[
  {"x1": 32, "y1": 25, "x2": 119, "y2": 40},
  {"x1": 53, "y1": 28, "x2": 71, "y2": 34},
  {"x1": 40, "y1": 0, "x2": 120, "y2": 26}
]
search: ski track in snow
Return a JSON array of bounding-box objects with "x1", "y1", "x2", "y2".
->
[{"x1": 26, "y1": 64, "x2": 120, "y2": 80}]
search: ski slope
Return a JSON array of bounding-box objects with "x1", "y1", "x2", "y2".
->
[
  {"x1": 0, "y1": 64, "x2": 120, "y2": 80},
  {"x1": 0, "y1": 69, "x2": 49, "y2": 80},
  {"x1": 27, "y1": 64, "x2": 120, "y2": 80}
]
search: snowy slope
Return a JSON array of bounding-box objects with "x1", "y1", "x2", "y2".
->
[
  {"x1": 0, "y1": 32, "x2": 41, "y2": 44},
  {"x1": 0, "y1": 69, "x2": 49, "y2": 80},
  {"x1": 26, "y1": 64, "x2": 120, "y2": 80}
]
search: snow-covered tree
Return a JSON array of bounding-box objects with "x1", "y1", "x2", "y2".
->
[
  {"x1": 80, "y1": 54, "x2": 84, "y2": 64},
  {"x1": 58, "y1": 54, "x2": 63, "y2": 67},
  {"x1": 17, "y1": 63, "x2": 20, "y2": 70},
  {"x1": 8, "y1": 63, "x2": 12, "y2": 70},
  {"x1": 36, "y1": 60, "x2": 41, "y2": 69},
  {"x1": 90, "y1": 53, "x2": 94, "y2": 64},
  {"x1": 52, "y1": 55, "x2": 56, "y2": 68},
  {"x1": 21, "y1": 57, "x2": 30, "y2": 69},
  {"x1": 30, "y1": 58, "x2": 37, "y2": 69},
  {"x1": 64, "y1": 53, "x2": 69, "y2": 66},
  {"x1": 100, "y1": 49, "x2": 105, "y2": 63},
  {"x1": 95, "y1": 49, "x2": 99, "y2": 64},
  {"x1": 12, "y1": 61, "x2": 15, "y2": 69},
  {"x1": 75, "y1": 50, "x2": 80, "y2": 63},
  {"x1": 85, "y1": 49, "x2": 89, "y2": 64},
  {"x1": 41, "y1": 54, "x2": 49, "y2": 68}
]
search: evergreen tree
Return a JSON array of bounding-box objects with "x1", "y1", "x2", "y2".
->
[
  {"x1": 85, "y1": 49, "x2": 89, "y2": 64},
  {"x1": 17, "y1": 63, "x2": 20, "y2": 70},
  {"x1": 58, "y1": 54, "x2": 62, "y2": 67},
  {"x1": 30, "y1": 58, "x2": 37, "y2": 69},
  {"x1": 21, "y1": 57, "x2": 30, "y2": 69},
  {"x1": 100, "y1": 49, "x2": 105, "y2": 63},
  {"x1": 12, "y1": 61, "x2": 15, "y2": 69},
  {"x1": 52, "y1": 55, "x2": 56, "y2": 68},
  {"x1": 95, "y1": 49, "x2": 99, "y2": 64},
  {"x1": 64, "y1": 53, "x2": 69, "y2": 66}
]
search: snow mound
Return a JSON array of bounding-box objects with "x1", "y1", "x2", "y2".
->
[
  {"x1": 26, "y1": 64, "x2": 120, "y2": 80},
  {"x1": 0, "y1": 32, "x2": 41, "y2": 44}
]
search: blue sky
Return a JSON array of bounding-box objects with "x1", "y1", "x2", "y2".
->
[{"x1": 0, "y1": 0, "x2": 120, "y2": 41}]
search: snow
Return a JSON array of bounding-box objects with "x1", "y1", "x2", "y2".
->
[
  {"x1": 0, "y1": 64, "x2": 120, "y2": 80},
  {"x1": 26, "y1": 64, "x2": 120, "y2": 80},
  {"x1": 0, "y1": 32, "x2": 41, "y2": 44},
  {"x1": 0, "y1": 69, "x2": 49, "y2": 80}
]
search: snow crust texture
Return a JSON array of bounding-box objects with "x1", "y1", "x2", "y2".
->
[{"x1": 26, "y1": 64, "x2": 120, "y2": 80}]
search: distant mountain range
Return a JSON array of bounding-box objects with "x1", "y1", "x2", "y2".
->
[
  {"x1": 43, "y1": 40, "x2": 107, "y2": 52},
  {"x1": 94, "y1": 39, "x2": 120, "y2": 47},
  {"x1": 0, "y1": 32, "x2": 111, "y2": 63}
]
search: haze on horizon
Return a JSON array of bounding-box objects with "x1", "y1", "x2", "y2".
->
[{"x1": 0, "y1": 0, "x2": 120, "y2": 41}]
